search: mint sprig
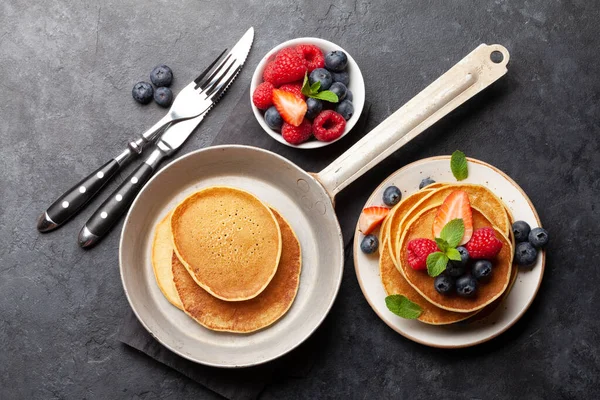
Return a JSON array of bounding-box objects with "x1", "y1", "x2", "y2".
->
[
  {"x1": 385, "y1": 295, "x2": 422, "y2": 319},
  {"x1": 426, "y1": 218, "x2": 465, "y2": 277},
  {"x1": 301, "y1": 73, "x2": 339, "y2": 103},
  {"x1": 451, "y1": 150, "x2": 468, "y2": 181}
]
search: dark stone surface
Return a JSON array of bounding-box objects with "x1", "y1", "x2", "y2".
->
[{"x1": 1, "y1": 0, "x2": 599, "y2": 399}]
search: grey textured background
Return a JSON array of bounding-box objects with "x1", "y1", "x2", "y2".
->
[{"x1": 1, "y1": 0, "x2": 599, "y2": 399}]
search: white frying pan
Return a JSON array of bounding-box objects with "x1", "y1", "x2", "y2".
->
[{"x1": 120, "y1": 44, "x2": 510, "y2": 367}]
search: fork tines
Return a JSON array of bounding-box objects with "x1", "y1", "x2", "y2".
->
[{"x1": 194, "y1": 49, "x2": 237, "y2": 95}]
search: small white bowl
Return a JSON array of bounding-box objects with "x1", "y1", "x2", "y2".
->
[{"x1": 250, "y1": 37, "x2": 365, "y2": 149}]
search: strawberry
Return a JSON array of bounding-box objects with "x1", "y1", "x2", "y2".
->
[
  {"x1": 272, "y1": 89, "x2": 307, "y2": 127},
  {"x1": 263, "y1": 48, "x2": 307, "y2": 87},
  {"x1": 252, "y1": 82, "x2": 274, "y2": 110},
  {"x1": 406, "y1": 239, "x2": 439, "y2": 270},
  {"x1": 296, "y1": 44, "x2": 325, "y2": 72},
  {"x1": 359, "y1": 206, "x2": 389, "y2": 235},
  {"x1": 282, "y1": 119, "x2": 312, "y2": 145},
  {"x1": 279, "y1": 81, "x2": 305, "y2": 99},
  {"x1": 465, "y1": 227, "x2": 503, "y2": 259},
  {"x1": 432, "y1": 190, "x2": 473, "y2": 245}
]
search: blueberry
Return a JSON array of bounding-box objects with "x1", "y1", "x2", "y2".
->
[
  {"x1": 154, "y1": 87, "x2": 173, "y2": 107},
  {"x1": 360, "y1": 234, "x2": 378, "y2": 254},
  {"x1": 132, "y1": 81, "x2": 153, "y2": 104},
  {"x1": 265, "y1": 106, "x2": 283, "y2": 130},
  {"x1": 512, "y1": 220, "x2": 531, "y2": 243},
  {"x1": 419, "y1": 177, "x2": 436, "y2": 189},
  {"x1": 150, "y1": 65, "x2": 173, "y2": 87},
  {"x1": 528, "y1": 227, "x2": 549, "y2": 249},
  {"x1": 329, "y1": 82, "x2": 347, "y2": 101},
  {"x1": 455, "y1": 275, "x2": 478, "y2": 297},
  {"x1": 382, "y1": 185, "x2": 402, "y2": 206},
  {"x1": 309, "y1": 68, "x2": 333, "y2": 90},
  {"x1": 472, "y1": 260, "x2": 493, "y2": 280},
  {"x1": 434, "y1": 273, "x2": 454, "y2": 295},
  {"x1": 446, "y1": 261, "x2": 465, "y2": 278},
  {"x1": 325, "y1": 50, "x2": 348, "y2": 72},
  {"x1": 331, "y1": 71, "x2": 349, "y2": 86},
  {"x1": 335, "y1": 100, "x2": 354, "y2": 120},
  {"x1": 345, "y1": 90, "x2": 353, "y2": 102},
  {"x1": 515, "y1": 242, "x2": 538, "y2": 267},
  {"x1": 305, "y1": 98, "x2": 323, "y2": 120}
]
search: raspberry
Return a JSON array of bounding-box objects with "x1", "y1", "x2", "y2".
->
[
  {"x1": 312, "y1": 110, "x2": 346, "y2": 142},
  {"x1": 296, "y1": 44, "x2": 325, "y2": 72},
  {"x1": 252, "y1": 82, "x2": 274, "y2": 110},
  {"x1": 279, "y1": 81, "x2": 305, "y2": 99},
  {"x1": 406, "y1": 239, "x2": 438, "y2": 270},
  {"x1": 282, "y1": 119, "x2": 312, "y2": 145},
  {"x1": 465, "y1": 227, "x2": 503, "y2": 259},
  {"x1": 263, "y1": 48, "x2": 307, "y2": 87}
]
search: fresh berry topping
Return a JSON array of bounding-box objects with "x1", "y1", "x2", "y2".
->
[
  {"x1": 132, "y1": 82, "x2": 153, "y2": 104},
  {"x1": 358, "y1": 206, "x2": 390, "y2": 235},
  {"x1": 434, "y1": 273, "x2": 454, "y2": 295},
  {"x1": 512, "y1": 220, "x2": 531, "y2": 243},
  {"x1": 325, "y1": 50, "x2": 348, "y2": 72},
  {"x1": 329, "y1": 82, "x2": 347, "y2": 101},
  {"x1": 465, "y1": 227, "x2": 503, "y2": 259},
  {"x1": 154, "y1": 87, "x2": 173, "y2": 107},
  {"x1": 419, "y1": 177, "x2": 436, "y2": 189},
  {"x1": 432, "y1": 190, "x2": 473, "y2": 245},
  {"x1": 515, "y1": 242, "x2": 537, "y2": 267},
  {"x1": 383, "y1": 186, "x2": 402, "y2": 206},
  {"x1": 446, "y1": 247, "x2": 469, "y2": 277},
  {"x1": 335, "y1": 100, "x2": 354, "y2": 120},
  {"x1": 296, "y1": 44, "x2": 325, "y2": 72},
  {"x1": 472, "y1": 260, "x2": 493, "y2": 280},
  {"x1": 272, "y1": 89, "x2": 307, "y2": 127},
  {"x1": 308, "y1": 68, "x2": 333, "y2": 90},
  {"x1": 360, "y1": 234, "x2": 379, "y2": 254},
  {"x1": 455, "y1": 275, "x2": 477, "y2": 297},
  {"x1": 263, "y1": 48, "x2": 307, "y2": 86},
  {"x1": 264, "y1": 106, "x2": 283, "y2": 130},
  {"x1": 305, "y1": 98, "x2": 323, "y2": 120},
  {"x1": 281, "y1": 119, "x2": 312, "y2": 145},
  {"x1": 331, "y1": 71, "x2": 349, "y2": 86},
  {"x1": 528, "y1": 227, "x2": 549, "y2": 249},
  {"x1": 252, "y1": 82, "x2": 275, "y2": 110},
  {"x1": 150, "y1": 65, "x2": 173, "y2": 87},
  {"x1": 345, "y1": 89, "x2": 353, "y2": 102},
  {"x1": 312, "y1": 110, "x2": 346, "y2": 142},
  {"x1": 406, "y1": 238, "x2": 438, "y2": 270},
  {"x1": 279, "y1": 82, "x2": 305, "y2": 99}
]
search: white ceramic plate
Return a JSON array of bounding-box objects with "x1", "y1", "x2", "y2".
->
[{"x1": 354, "y1": 156, "x2": 545, "y2": 348}]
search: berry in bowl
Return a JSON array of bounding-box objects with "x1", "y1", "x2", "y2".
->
[{"x1": 250, "y1": 38, "x2": 365, "y2": 149}]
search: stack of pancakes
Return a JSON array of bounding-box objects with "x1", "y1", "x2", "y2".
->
[
  {"x1": 379, "y1": 183, "x2": 517, "y2": 324},
  {"x1": 151, "y1": 186, "x2": 302, "y2": 333}
]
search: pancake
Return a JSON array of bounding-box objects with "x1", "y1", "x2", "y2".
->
[
  {"x1": 171, "y1": 186, "x2": 282, "y2": 301},
  {"x1": 173, "y1": 209, "x2": 301, "y2": 333},
  {"x1": 151, "y1": 213, "x2": 183, "y2": 310},
  {"x1": 398, "y1": 205, "x2": 513, "y2": 313},
  {"x1": 380, "y1": 229, "x2": 476, "y2": 325}
]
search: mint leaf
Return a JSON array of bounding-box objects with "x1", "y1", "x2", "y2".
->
[
  {"x1": 427, "y1": 252, "x2": 449, "y2": 277},
  {"x1": 446, "y1": 247, "x2": 462, "y2": 262},
  {"x1": 385, "y1": 295, "x2": 422, "y2": 319},
  {"x1": 310, "y1": 81, "x2": 321, "y2": 92},
  {"x1": 301, "y1": 74, "x2": 312, "y2": 96},
  {"x1": 300, "y1": 72, "x2": 339, "y2": 103},
  {"x1": 440, "y1": 218, "x2": 465, "y2": 248},
  {"x1": 435, "y1": 237, "x2": 449, "y2": 253},
  {"x1": 311, "y1": 90, "x2": 339, "y2": 103},
  {"x1": 451, "y1": 150, "x2": 468, "y2": 181}
]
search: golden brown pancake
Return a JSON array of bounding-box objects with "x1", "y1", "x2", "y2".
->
[
  {"x1": 151, "y1": 213, "x2": 183, "y2": 310},
  {"x1": 172, "y1": 209, "x2": 301, "y2": 333},
  {"x1": 398, "y1": 205, "x2": 513, "y2": 313},
  {"x1": 171, "y1": 187, "x2": 282, "y2": 301}
]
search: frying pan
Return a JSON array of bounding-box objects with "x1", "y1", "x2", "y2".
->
[{"x1": 120, "y1": 44, "x2": 510, "y2": 367}]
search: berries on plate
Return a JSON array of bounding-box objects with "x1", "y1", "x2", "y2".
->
[
  {"x1": 150, "y1": 65, "x2": 173, "y2": 87},
  {"x1": 446, "y1": 246, "x2": 469, "y2": 277},
  {"x1": 263, "y1": 48, "x2": 307, "y2": 86},
  {"x1": 132, "y1": 81, "x2": 154, "y2": 104},
  {"x1": 308, "y1": 68, "x2": 333, "y2": 90},
  {"x1": 419, "y1": 177, "x2": 436, "y2": 189},
  {"x1": 512, "y1": 220, "x2": 531, "y2": 243},
  {"x1": 360, "y1": 234, "x2": 379, "y2": 254},
  {"x1": 359, "y1": 206, "x2": 389, "y2": 235},
  {"x1": 329, "y1": 82, "x2": 347, "y2": 101},
  {"x1": 154, "y1": 87, "x2": 173, "y2": 107},
  {"x1": 252, "y1": 82, "x2": 275, "y2": 110},
  {"x1": 331, "y1": 71, "x2": 349, "y2": 86},
  {"x1": 455, "y1": 275, "x2": 477, "y2": 297},
  {"x1": 325, "y1": 50, "x2": 348, "y2": 71},
  {"x1": 296, "y1": 44, "x2": 325, "y2": 72},
  {"x1": 264, "y1": 106, "x2": 283, "y2": 130},
  {"x1": 382, "y1": 185, "x2": 402, "y2": 206},
  {"x1": 313, "y1": 110, "x2": 346, "y2": 142},
  {"x1": 432, "y1": 190, "x2": 473, "y2": 245},
  {"x1": 335, "y1": 100, "x2": 354, "y2": 120},
  {"x1": 305, "y1": 98, "x2": 323, "y2": 120},
  {"x1": 472, "y1": 260, "x2": 493, "y2": 280},
  {"x1": 528, "y1": 227, "x2": 549, "y2": 249},
  {"x1": 515, "y1": 242, "x2": 537, "y2": 267},
  {"x1": 281, "y1": 119, "x2": 312, "y2": 145},
  {"x1": 279, "y1": 82, "x2": 305, "y2": 99},
  {"x1": 406, "y1": 238, "x2": 438, "y2": 270},
  {"x1": 465, "y1": 227, "x2": 503, "y2": 259},
  {"x1": 434, "y1": 273, "x2": 454, "y2": 295},
  {"x1": 272, "y1": 89, "x2": 307, "y2": 127}
]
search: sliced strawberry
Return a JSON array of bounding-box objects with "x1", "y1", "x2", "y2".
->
[
  {"x1": 432, "y1": 190, "x2": 473, "y2": 245},
  {"x1": 359, "y1": 206, "x2": 390, "y2": 235},
  {"x1": 272, "y1": 89, "x2": 307, "y2": 127}
]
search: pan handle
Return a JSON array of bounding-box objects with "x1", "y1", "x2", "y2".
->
[{"x1": 315, "y1": 44, "x2": 510, "y2": 199}]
